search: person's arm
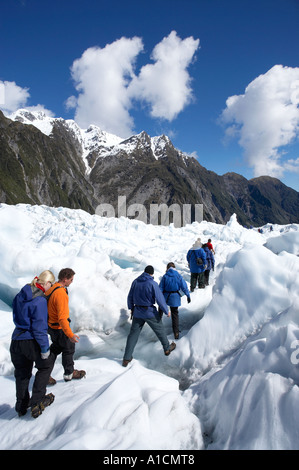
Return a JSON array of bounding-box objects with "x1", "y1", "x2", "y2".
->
[
  {"x1": 180, "y1": 276, "x2": 191, "y2": 301},
  {"x1": 127, "y1": 280, "x2": 135, "y2": 311},
  {"x1": 200, "y1": 248, "x2": 207, "y2": 266},
  {"x1": 55, "y1": 289, "x2": 78, "y2": 341},
  {"x1": 154, "y1": 283, "x2": 169, "y2": 316},
  {"x1": 159, "y1": 276, "x2": 165, "y2": 293},
  {"x1": 211, "y1": 252, "x2": 215, "y2": 269},
  {"x1": 31, "y1": 299, "x2": 50, "y2": 354}
]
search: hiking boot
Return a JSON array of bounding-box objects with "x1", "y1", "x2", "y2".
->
[
  {"x1": 48, "y1": 376, "x2": 56, "y2": 386},
  {"x1": 18, "y1": 408, "x2": 28, "y2": 417},
  {"x1": 164, "y1": 342, "x2": 176, "y2": 356},
  {"x1": 174, "y1": 332, "x2": 179, "y2": 340},
  {"x1": 64, "y1": 369, "x2": 86, "y2": 382},
  {"x1": 122, "y1": 358, "x2": 133, "y2": 367},
  {"x1": 72, "y1": 369, "x2": 86, "y2": 380},
  {"x1": 31, "y1": 393, "x2": 55, "y2": 419},
  {"x1": 16, "y1": 395, "x2": 29, "y2": 417}
]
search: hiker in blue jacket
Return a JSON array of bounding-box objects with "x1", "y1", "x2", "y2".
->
[
  {"x1": 122, "y1": 265, "x2": 176, "y2": 366},
  {"x1": 186, "y1": 238, "x2": 207, "y2": 292},
  {"x1": 159, "y1": 262, "x2": 191, "y2": 339},
  {"x1": 202, "y1": 243, "x2": 215, "y2": 286},
  {"x1": 10, "y1": 270, "x2": 56, "y2": 418}
]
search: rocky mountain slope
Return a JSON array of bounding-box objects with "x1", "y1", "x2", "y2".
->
[{"x1": 1, "y1": 109, "x2": 299, "y2": 226}]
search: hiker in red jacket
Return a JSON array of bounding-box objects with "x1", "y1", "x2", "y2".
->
[{"x1": 206, "y1": 238, "x2": 215, "y2": 254}]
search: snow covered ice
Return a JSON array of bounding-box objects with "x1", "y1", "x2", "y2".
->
[{"x1": 0, "y1": 203, "x2": 299, "y2": 450}]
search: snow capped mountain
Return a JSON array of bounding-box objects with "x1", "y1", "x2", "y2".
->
[
  {"x1": 8, "y1": 108, "x2": 57, "y2": 136},
  {"x1": 8, "y1": 109, "x2": 180, "y2": 173},
  {"x1": 9, "y1": 109, "x2": 123, "y2": 173},
  {"x1": 2, "y1": 108, "x2": 299, "y2": 226}
]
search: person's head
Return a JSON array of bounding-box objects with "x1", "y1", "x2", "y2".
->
[
  {"x1": 144, "y1": 265, "x2": 154, "y2": 276},
  {"x1": 192, "y1": 238, "x2": 202, "y2": 248},
  {"x1": 166, "y1": 262, "x2": 175, "y2": 270},
  {"x1": 58, "y1": 268, "x2": 75, "y2": 287},
  {"x1": 32, "y1": 270, "x2": 55, "y2": 293}
]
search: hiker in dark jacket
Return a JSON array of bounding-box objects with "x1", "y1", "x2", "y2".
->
[
  {"x1": 202, "y1": 243, "x2": 215, "y2": 286},
  {"x1": 10, "y1": 270, "x2": 56, "y2": 419},
  {"x1": 159, "y1": 262, "x2": 190, "y2": 339},
  {"x1": 122, "y1": 265, "x2": 176, "y2": 366},
  {"x1": 186, "y1": 238, "x2": 207, "y2": 291}
]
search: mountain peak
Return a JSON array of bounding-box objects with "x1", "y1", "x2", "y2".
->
[
  {"x1": 8, "y1": 108, "x2": 57, "y2": 135},
  {"x1": 2, "y1": 108, "x2": 299, "y2": 226},
  {"x1": 7, "y1": 108, "x2": 176, "y2": 167}
]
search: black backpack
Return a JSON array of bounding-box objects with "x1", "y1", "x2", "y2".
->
[{"x1": 192, "y1": 250, "x2": 203, "y2": 265}]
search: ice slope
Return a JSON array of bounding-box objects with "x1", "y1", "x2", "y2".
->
[{"x1": 0, "y1": 203, "x2": 299, "y2": 450}]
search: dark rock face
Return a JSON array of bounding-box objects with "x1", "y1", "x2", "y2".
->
[{"x1": 1, "y1": 110, "x2": 299, "y2": 226}]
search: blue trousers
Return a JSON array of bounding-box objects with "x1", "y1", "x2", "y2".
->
[{"x1": 123, "y1": 315, "x2": 170, "y2": 360}]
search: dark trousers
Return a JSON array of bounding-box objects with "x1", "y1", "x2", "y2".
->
[
  {"x1": 190, "y1": 272, "x2": 205, "y2": 291},
  {"x1": 170, "y1": 306, "x2": 179, "y2": 336},
  {"x1": 204, "y1": 269, "x2": 211, "y2": 285},
  {"x1": 48, "y1": 327, "x2": 75, "y2": 375},
  {"x1": 123, "y1": 315, "x2": 170, "y2": 360},
  {"x1": 10, "y1": 339, "x2": 55, "y2": 412}
]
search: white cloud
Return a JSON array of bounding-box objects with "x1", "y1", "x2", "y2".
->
[
  {"x1": 0, "y1": 80, "x2": 30, "y2": 113},
  {"x1": 283, "y1": 157, "x2": 299, "y2": 174},
  {"x1": 128, "y1": 31, "x2": 200, "y2": 121},
  {"x1": 220, "y1": 65, "x2": 299, "y2": 178},
  {"x1": 0, "y1": 80, "x2": 54, "y2": 118},
  {"x1": 67, "y1": 32, "x2": 200, "y2": 137},
  {"x1": 68, "y1": 37, "x2": 144, "y2": 137}
]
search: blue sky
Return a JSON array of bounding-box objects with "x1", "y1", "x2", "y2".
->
[{"x1": 1, "y1": 0, "x2": 299, "y2": 190}]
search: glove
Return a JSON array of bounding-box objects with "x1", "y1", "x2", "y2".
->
[
  {"x1": 187, "y1": 296, "x2": 191, "y2": 303},
  {"x1": 41, "y1": 350, "x2": 50, "y2": 360}
]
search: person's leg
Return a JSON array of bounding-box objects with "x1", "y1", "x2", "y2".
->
[
  {"x1": 31, "y1": 349, "x2": 55, "y2": 407},
  {"x1": 198, "y1": 271, "x2": 205, "y2": 288},
  {"x1": 170, "y1": 307, "x2": 179, "y2": 338},
  {"x1": 50, "y1": 328, "x2": 74, "y2": 377},
  {"x1": 48, "y1": 327, "x2": 62, "y2": 359},
  {"x1": 61, "y1": 336, "x2": 75, "y2": 377},
  {"x1": 190, "y1": 272, "x2": 198, "y2": 292},
  {"x1": 123, "y1": 317, "x2": 145, "y2": 362},
  {"x1": 146, "y1": 315, "x2": 170, "y2": 353},
  {"x1": 10, "y1": 340, "x2": 32, "y2": 416}
]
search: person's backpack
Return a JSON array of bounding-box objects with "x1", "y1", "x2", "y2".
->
[{"x1": 193, "y1": 250, "x2": 203, "y2": 265}]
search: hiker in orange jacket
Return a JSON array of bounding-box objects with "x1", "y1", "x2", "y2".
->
[{"x1": 47, "y1": 268, "x2": 86, "y2": 383}]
